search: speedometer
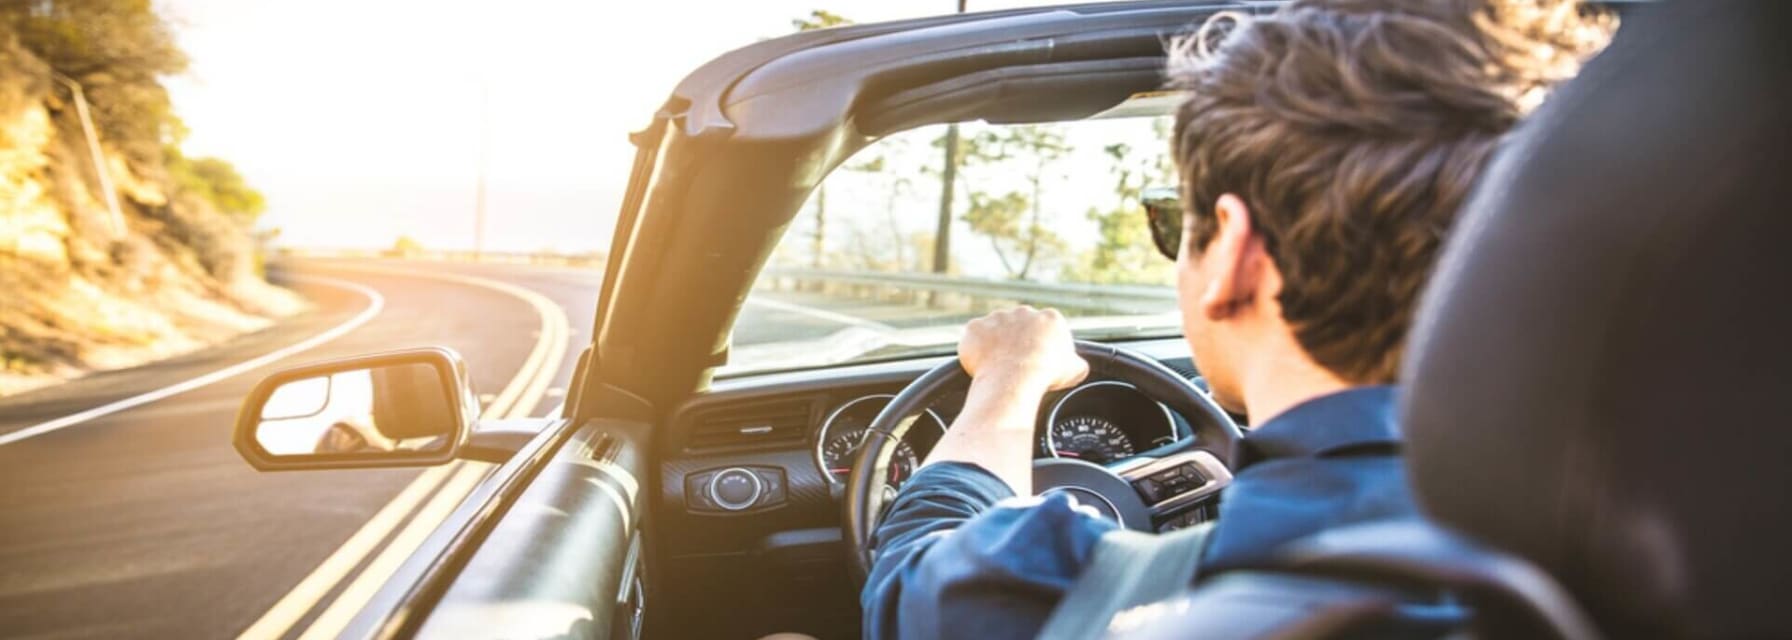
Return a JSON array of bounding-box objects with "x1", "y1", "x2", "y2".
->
[
  {"x1": 815, "y1": 394, "x2": 946, "y2": 488},
  {"x1": 1048, "y1": 416, "x2": 1136, "y2": 464}
]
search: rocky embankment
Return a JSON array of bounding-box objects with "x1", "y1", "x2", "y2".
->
[{"x1": 0, "y1": 36, "x2": 302, "y2": 396}]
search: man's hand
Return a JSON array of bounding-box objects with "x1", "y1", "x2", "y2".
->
[
  {"x1": 923, "y1": 307, "x2": 1088, "y2": 495},
  {"x1": 958, "y1": 306, "x2": 1090, "y2": 394}
]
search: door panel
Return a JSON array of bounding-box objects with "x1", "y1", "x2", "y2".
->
[{"x1": 413, "y1": 418, "x2": 652, "y2": 639}]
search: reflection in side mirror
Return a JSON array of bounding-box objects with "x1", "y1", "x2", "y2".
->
[{"x1": 234, "y1": 348, "x2": 475, "y2": 470}]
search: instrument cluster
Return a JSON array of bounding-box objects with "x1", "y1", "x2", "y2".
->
[{"x1": 814, "y1": 381, "x2": 1179, "y2": 486}]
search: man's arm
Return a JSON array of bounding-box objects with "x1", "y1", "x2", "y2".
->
[
  {"x1": 923, "y1": 306, "x2": 1088, "y2": 493},
  {"x1": 860, "y1": 307, "x2": 1099, "y2": 640},
  {"x1": 864, "y1": 465, "x2": 1115, "y2": 640}
]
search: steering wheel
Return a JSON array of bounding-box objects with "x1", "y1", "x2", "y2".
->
[{"x1": 844, "y1": 340, "x2": 1243, "y2": 584}]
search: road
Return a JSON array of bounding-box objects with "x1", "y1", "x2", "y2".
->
[{"x1": 0, "y1": 258, "x2": 939, "y2": 639}]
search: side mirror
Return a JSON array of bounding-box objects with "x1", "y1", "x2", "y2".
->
[{"x1": 233, "y1": 347, "x2": 479, "y2": 470}]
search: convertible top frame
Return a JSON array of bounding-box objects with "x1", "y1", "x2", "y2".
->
[{"x1": 580, "y1": 1, "x2": 1274, "y2": 415}]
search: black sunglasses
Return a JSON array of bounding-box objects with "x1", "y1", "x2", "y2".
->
[{"x1": 1141, "y1": 187, "x2": 1183, "y2": 261}]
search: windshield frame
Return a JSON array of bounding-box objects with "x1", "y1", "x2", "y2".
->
[{"x1": 579, "y1": 2, "x2": 1248, "y2": 412}]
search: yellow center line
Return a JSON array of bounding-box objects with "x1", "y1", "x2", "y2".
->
[
  {"x1": 233, "y1": 464, "x2": 451, "y2": 640},
  {"x1": 295, "y1": 463, "x2": 491, "y2": 640},
  {"x1": 237, "y1": 263, "x2": 574, "y2": 640}
]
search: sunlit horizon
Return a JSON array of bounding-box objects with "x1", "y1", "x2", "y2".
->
[{"x1": 162, "y1": 0, "x2": 1092, "y2": 254}]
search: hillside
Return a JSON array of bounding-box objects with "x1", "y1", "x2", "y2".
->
[{"x1": 0, "y1": 6, "x2": 302, "y2": 396}]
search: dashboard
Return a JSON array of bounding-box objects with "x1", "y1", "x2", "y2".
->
[
  {"x1": 658, "y1": 338, "x2": 1207, "y2": 522},
  {"x1": 652, "y1": 338, "x2": 1212, "y2": 637}
]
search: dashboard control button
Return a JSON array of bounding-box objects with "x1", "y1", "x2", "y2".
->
[
  {"x1": 709, "y1": 468, "x2": 764, "y2": 511},
  {"x1": 1145, "y1": 463, "x2": 1207, "y2": 500},
  {"x1": 685, "y1": 472, "x2": 718, "y2": 511},
  {"x1": 686, "y1": 466, "x2": 789, "y2": 513},
  {"x1": 753, "y1": 468, "x2": 787, "y2": 506},
  {"x1": 1156, "y1": 507, "x2": 1207, "y2": 532},
  {"x1": 1133, "y1": 477, "x2": 1164, "y2": 503}
]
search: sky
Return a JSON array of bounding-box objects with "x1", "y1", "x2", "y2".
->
[{"x1": 160, "y1": 0, "x2": 1101, "y2": 254}]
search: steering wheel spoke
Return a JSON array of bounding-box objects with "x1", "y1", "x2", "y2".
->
[{"x1": 1115, "y1": 449, "x2": 1232, "y2": 518}]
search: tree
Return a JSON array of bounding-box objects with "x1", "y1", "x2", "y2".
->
[
  {"x1": 391, "y1": 235, "x2": 424, "y2": 256},
  {"x1": 839, "y1": 135, "x2": 923, "y2": 272},
  {"x1": 932, "y1": 123, "x2": 959, "y2": 276},
  {"x1": 790, "y1": 9, "x2": 854, "y2": 268},
  {"x1": 1070, "y1": 119, "x2": 1178, "y2": 284},
  {"x1": 6, "y1": 0, "x2": 186, "y2": 77},
  {"x1": 931, "y1": 0, "x2": 970, "y2": 277},
  {"x1": 956, "y1": 124, "x2": 1071, "y2": 280},
  {"x1": 790, "y1": 9, "x2": 851, "y2": 31},
  {"x1": 167, "y1": 147, "x2": 265, "y2": 222},
  {"x1": 6, "y1": 0, "x2": 189, "y2": 162}
]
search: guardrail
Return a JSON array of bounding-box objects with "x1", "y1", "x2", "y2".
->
[
  {"x1": 276, "y1": 247, "x2": 606, "y2": 268},
  {"x1": 272, "y1": 250, "x2": 1167, "y2": 313},
  {"x1": 760, "y1": 268, "x2": 1175, "y2": 314}
]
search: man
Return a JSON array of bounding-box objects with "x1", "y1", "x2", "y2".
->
[{"x1": 861, "y1": 1, "x2": 1611, "y2": 639}]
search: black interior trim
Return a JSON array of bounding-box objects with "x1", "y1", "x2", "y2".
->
[
  {"x1": 349, "y1": 416, "x2": 573, "y2": 639},
  {"x1": 407, "y1": 419, "x2": 652, "y2": 639},
  {"x1": 859, "y1": 57, "x2": 1168, "y2": 136},
  {"x1": 1281, "y1": 521, "x2": 1601, "y2": 640}
]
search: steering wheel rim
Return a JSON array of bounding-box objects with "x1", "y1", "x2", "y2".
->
[{"x1": 844, "y1": 340, "x2": 1242, "y2": 584}]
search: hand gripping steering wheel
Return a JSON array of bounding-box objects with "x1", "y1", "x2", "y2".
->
[{"x1": 845, "y1": 341, "x2": 1243, "y2": 584}]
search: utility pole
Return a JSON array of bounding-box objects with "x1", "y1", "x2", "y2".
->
[
  {"x1": 473, "y1": 84, "x2": 489, "y2": 259},
  {"x1": 51, "y1": 72, "x2": 125, "y2": 239},
  {"x1": 931, "y1": 0, "x2": 968, "y2": 278}
]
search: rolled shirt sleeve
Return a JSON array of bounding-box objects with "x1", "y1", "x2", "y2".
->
[{"x1": 862, "y1": 462, "x2": 1117, "y2": 640}]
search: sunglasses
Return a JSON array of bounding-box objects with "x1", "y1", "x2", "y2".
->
[{"x1": 1140, "y1": 187, "x2": 1183, "y2": 261}]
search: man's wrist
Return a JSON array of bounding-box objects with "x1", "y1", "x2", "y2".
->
[
  {"x1": 956, "y1": 369, "x2": 1051, "y2": 434},
  {"x1": 972, "y1": 365, "x2": 1053, "y2": 398}
]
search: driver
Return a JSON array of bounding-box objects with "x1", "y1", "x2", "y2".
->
[{"x1": 862, "y1": 1, "x2": 1611, "y2": 638}]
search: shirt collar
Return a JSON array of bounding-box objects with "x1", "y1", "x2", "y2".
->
[{"x1": 1232, "y1": 385, "x2": 1401, "y2": 469}]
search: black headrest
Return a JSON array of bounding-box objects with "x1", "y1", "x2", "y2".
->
[{"x1": 1399, "y1": 2, "x2": 1792, "y2": 637}]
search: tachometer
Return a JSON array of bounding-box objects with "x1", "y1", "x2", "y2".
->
[
  {"x1": 815, "y1": 394, "x2": 946, "y2": 487},
  {"x1": 1048, "y1": 415, "x2": 1136, "y2": 464},
  {"x1": 821, "y1": 429, "x2": 919, "y2": 485}
]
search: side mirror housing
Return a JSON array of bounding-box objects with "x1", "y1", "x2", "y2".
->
[{"x1": 233, "y1": 347, "x2": 479, "y2": 471}]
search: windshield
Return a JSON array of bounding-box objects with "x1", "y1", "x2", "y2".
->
[{"x1": 724, "y1": 116, "x2": 1180, "y2": 376}]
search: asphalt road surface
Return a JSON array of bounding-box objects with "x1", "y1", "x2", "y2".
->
[{"x1": 0, "y1": 258, "x2": 946, "y2": 639}]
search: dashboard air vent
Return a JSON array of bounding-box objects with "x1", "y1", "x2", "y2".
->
[{"x1": 687, "y1": 399, "x2": 813, "y2": 452}]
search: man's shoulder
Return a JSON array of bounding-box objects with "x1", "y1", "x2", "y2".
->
[{"x1": 1235, "y1": 385, "x2": 1402, "y2": 466}]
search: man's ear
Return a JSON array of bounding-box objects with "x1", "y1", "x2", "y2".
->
[{"x1": 1199, "y1": 194, "x2": 1265, "y2": 320}]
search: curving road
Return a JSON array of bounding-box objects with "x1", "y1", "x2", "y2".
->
[
  {"x1": 0, "y1": 260, "x2": 566, "y2": 638},
  {"x1": 0, "y1": 258, "x2": 929, "y2": 639}
]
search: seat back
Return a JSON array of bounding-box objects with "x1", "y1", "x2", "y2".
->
[{"x1": 1400, "y1": 1, "x2": 1792, "y2": 637}]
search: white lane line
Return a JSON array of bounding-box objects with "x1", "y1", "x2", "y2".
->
[
  {"x1": 0, "y1": 276, "x2": 385, "y2": 448},
  {"x1": 744, "y1": 296, "x2": 895, "y2": 331},
  {"x1": 239, "y1": 264, "x2": 573, "y2": 640}
]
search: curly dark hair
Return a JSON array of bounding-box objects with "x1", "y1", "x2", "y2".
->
[{"x1": 1169, "y1": 0, "x2": 1611, "y2": 383}]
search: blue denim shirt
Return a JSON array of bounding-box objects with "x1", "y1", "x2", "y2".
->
[{"x1": 862, "y1": 385, "x2": 1416, "y2": 640}]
